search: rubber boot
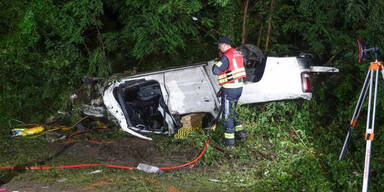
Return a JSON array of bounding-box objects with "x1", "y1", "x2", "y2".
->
[
  {"x1": 223, "y1": 139, "x2": 235, "y2": 149},
  {"x1": 235, "y1": 130, "x2": 246, "y2": 141},
  {"x1": 223, "y1": 132, "x2": 235, "y2": 148},
  {"x1": 235, "y1": 124, "x2": 246, "y2": 140}
]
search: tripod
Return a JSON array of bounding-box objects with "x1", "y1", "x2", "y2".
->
[{"x1": 339, "y1": 54, "x2": 383, "y2": 191}]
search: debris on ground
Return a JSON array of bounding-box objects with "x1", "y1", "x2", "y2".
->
[
  {"x1": 45, "y1": 132, "x2": 66, "y2": 143},
  {"x1": 10, "y1": 125, "x2": 45, "y2": 138},
  {"x1": 137, "y1": 163, "x2": 164, "y2": 174},
  {"x1": 89, "y1": 170, "x2": 103, "y2": 174},
  {"x1": 208, "y1": 179, "x2": 220, "y2": 182},
  {"x1": 208, "y1": 179, "x2": 228, "y2": 183}
]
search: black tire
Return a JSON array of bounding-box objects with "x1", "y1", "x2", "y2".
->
[{"x1": 237, "y1": 44, "x2": 265, "y2": 66}]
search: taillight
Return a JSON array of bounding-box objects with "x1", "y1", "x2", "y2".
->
[{"x1": 301, "y1": 72, "x2": 312, "y2": 92}]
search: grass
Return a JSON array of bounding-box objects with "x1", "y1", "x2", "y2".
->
[{"x1": 0, "y1": 101, "x2": 377, "y2": 191}]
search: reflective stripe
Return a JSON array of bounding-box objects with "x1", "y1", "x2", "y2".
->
[
  {"x1": 222, "y1": 81, "x2": 243, "y2": 88},
  {"x1": 218, "y1": 75, "x2": 245, "y2": 84},
  {"x1": 233, "y1": 58, "x2": 239, "y2": 70},
  {"x1": 224, "y1": 133, "x2": 235, "y2": 139},
  {"x1": 224, "y1": 95, "x2": 229, "y2": 120},
  {"x1": 215, "y1": 61, "x2": 223, "y2": 67},
  {"x1": 218, "y1": 73, "x2": 246, "y2": 83},
  {"x1": 218, "y1": 68, "x2": 246, "y2": 80},
  {"x1": 217, "y1": 68, "x2": 246, "y2": 85},
  {"x1": 235, "y1": 125, "x2": 244, "y2": 132}
]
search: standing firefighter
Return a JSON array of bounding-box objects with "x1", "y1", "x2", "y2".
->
[{"x1": 212, "y1": 36, "x2": 247, "y2": 147}]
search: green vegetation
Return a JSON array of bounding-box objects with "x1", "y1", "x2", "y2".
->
[
  {"x1": 1, "y1": 0, "x2": 384, "y2": 191},
  {"x1": 2, "y1": 101, "x2": 382, "y2": 191}
]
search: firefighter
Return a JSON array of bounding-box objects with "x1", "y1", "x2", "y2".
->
[{"x1": 212, "y1": 36, "x2": 247, "y2": 147}]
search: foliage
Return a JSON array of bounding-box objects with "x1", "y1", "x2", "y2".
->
[
  {"x1": 2, "y1": 0, "x2": 384, "y2": 191},
  {"x1": 0, "y1": 0, "x2": 107, "y2": 124},
  {"x1": 234, "y1": 101, "x2": 359, "y2": 191}
]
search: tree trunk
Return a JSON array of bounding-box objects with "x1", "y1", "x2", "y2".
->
[
  {"x1": 264, "y1": 0, "x2": 275, "y2": 53},
  {"x1": 96, "y1": 27, "x2": 105, "y2": 54},
  {"x1": 241, "y1": 0, "x2": 250, "y2": 44},
  {"x1": 257, "y1": 23, "x2": 263, "y2": 48}
]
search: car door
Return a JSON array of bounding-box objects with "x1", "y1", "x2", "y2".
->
[{"x1": 164, "y1": 66, "x2": 219, "y2": 116}]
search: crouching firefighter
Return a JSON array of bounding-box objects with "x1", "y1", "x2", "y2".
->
[{"x1": 212, "y1": 36, "x2": 247, "y2": 147}]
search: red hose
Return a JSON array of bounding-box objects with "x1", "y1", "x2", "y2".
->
[
  {"x1": 160, "y1": 139, "x2": 210, "y2": 170},
  {"x1": 0, "y1": 139, "x2": 210, "y2": 171}
]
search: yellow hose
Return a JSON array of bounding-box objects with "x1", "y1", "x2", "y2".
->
[{"x1": 21, "y1": 116, "x2": 90, "y2": 138}]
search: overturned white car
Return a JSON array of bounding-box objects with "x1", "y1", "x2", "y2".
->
[{"x1": 78, "y1": 45, "x2": 338, "y2": 140}]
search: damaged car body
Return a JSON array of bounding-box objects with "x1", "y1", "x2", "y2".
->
[{"x1": 77, "y1": 44, "x2": 338, "y2": 140}]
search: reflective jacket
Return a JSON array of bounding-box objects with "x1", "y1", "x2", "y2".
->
[{"x1": 217, "y1": 48, "x2": 246, "y2": 87}]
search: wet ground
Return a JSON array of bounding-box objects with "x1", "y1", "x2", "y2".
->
[
  {"x1": 0, "y1": 133, "x2": 202, "y2": 192},
  {"x1": 48, "y1": 137, "x2": 199, "y2": 166}
]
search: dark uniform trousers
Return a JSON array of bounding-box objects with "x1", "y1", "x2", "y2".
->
[{"x1": 221, "y1": 87, "x2": 245, "y2": 146}]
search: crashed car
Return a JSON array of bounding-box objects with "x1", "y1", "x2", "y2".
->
[{"x1": 76, "y1": 44, "x2": 338, "y2": 140}]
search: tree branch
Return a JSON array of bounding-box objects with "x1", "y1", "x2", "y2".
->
[{"x1": 326, "y1": 48, "x2": 343, "y2": 64}]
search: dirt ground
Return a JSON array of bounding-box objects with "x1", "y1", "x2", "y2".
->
[
  {"x1": 0, "y1": 134, "x2": 202, "y2": 192},
  {"x1": 47, "y1": 136, "x2": 199, "y2": 166}
]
